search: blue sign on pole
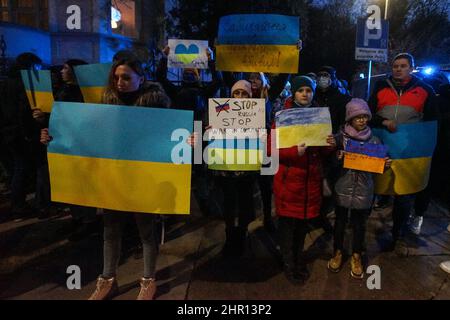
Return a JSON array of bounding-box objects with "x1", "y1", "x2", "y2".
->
[{"x1": 355, "y1": 18, "x2": 389, "y2": 62}]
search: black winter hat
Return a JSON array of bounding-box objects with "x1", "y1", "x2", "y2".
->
[{"x1": 318, "y1": 66, "x2": 337, "y2": 80}]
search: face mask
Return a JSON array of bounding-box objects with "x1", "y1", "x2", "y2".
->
[{"x1": 318, "y1": 76, "x2": 331, "y2": 89}]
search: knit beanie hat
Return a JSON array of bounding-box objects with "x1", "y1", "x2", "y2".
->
[
  {"x1": 231, "y1": 80, "x2": 252, "y2": 97},
  {"x1": 345, "y1": 98, "x2": 372, "y2": 122},
  {"x1": 290, "y1": 75, "x2": 316, "y2": 94}
]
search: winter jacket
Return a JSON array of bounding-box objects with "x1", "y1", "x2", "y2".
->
[
  {"x1": 269, "y1": 97, "x2": 334, "y2": 220},
  {"x1": 368, "y1": 75, "x2": 437, "y2": 126},
  {"x1": 156, "y1": 57, "x2": 221, "y2": 121},
  {"x1": 102, "y1": 81, "x2": 169, "y2": 108},
  {"x1": 0, "y1": 77, "x2": 39, "y2": 147},
  {"x1": 314, "y1": 86, "x2": 352, "y2": 134},
  {"x1": 334, "y1": 130, "x2": 382, "y2": 210}
]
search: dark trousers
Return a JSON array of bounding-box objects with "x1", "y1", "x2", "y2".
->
[
  {"x1": 392, "y1": 194, "x2": 416, "y2": 240},
  {"x1": 333, "y1": 206, "x2": 369, "y2": 254},
  {"x1": 9, "y1": 145, "x2": 30, "y2": 212},
  {"x1": 257, "y1": 174, "x2": 272, "y2": 220},
  {"x1": 35, "y1": 146, "x2": 50, "y2": 211},
  {"x1": 216, "y1": 175, "x2": 255, "y2": 231},
  {"x1": 278, "y1": 217, "x2": 309, "y2": 267},
  {"x1": 70, "y1": 205, "x2": 97, "y2": 223},
  {"x1": 414, "y1": 187, "x2": 430, "y2": 217}
]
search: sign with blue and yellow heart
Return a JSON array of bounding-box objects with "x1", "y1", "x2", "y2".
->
[{"x1": 168, "y1": 39, "x2": 209, "y2": 69}]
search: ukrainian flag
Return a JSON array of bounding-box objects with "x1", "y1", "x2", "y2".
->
[
  {"x1": 74, "y1": 63, "x2": 111, "y2": 103},
  {"x1": 20, "y1": 69, "x2": 54, "y2": 113},
  {"x1": 373, "y1": 121, "x2": 437, "y2": 195},
  {"x1": 216, "y1": 14, "x2": 299, "y2": 73},
  {"x1": 275, "y1": 107, "x2": 332, "y2": 148},
  {"x1": 207, "y1": 136, "x2": 263, "y2": 171},
  {"x1": 47, "y1": 102, "x2": 193, "y2": 214}
]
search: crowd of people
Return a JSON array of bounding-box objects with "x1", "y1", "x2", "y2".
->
[{"x1": 1, "y1": 46, "x2": 450, "y2": 300}]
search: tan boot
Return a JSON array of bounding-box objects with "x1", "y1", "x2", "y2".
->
[
  {"x1": 327, "y1": 250, "x2": 343, "y2": 273},
  {"x1": 88, "y1": 276, "x2": 118, "y2": 300},
  {"x1": 137, "y1": 277, "x2": 156, "y2": 300},
  {"x1": 350, "y1": 253, "x2": 364, "y2": 279}
]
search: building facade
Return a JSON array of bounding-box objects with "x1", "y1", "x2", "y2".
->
[{"x1": 0, "y1": 0, "x2": 165, "y2": 66}]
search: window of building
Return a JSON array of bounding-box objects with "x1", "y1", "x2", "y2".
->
[
  {"x1": 0, "y1": 0, "x2": 48, "y2": 30},
  {"x1": 111, "y1": 0, "x2": 137, "y2": 39}
]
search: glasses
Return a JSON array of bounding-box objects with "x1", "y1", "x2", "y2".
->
[{"x1": 353, "y1": 115, "x2": 370, "y2": 121}]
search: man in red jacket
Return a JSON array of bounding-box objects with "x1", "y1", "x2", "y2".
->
[{"x1": 368, "y1": 52, "x2": 437, "y2": 256}]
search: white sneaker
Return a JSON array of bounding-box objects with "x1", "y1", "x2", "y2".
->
[
  {"x1": 440, "y1": 261, "x2": 450, "y2": 274},
  {"x1": 410, "y1": 216, "x2": 423, "y2": 235}
]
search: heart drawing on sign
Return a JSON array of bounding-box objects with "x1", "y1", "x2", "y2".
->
[{"x1": 174, "y1": 44, "x2": 200, "y2": 64}]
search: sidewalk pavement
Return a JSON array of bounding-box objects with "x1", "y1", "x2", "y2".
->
[{"x1": 0, "y1": 194, "x2": 449, "y2": 300}]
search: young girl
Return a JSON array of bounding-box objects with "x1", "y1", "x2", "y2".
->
[
  {"x1": 269, "y1": 76, "x2": 335, "y2": 285},
  {"x1": 41, "y1": 57, "x2": 170, "y2": 300},
  {"x1": 327, "y1": 98, "x2": 391, "y2": 278}
]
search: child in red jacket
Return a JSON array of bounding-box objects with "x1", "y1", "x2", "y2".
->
[{"x1": 270, "y1": 76, "x2": 335, "y2": 285}]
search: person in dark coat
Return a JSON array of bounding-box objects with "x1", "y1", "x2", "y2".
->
[{"x1": 0, "y1": 52, "x2": 42, "y2": 219}]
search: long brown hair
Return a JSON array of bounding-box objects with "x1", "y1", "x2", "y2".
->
[{"x1": 102, "y1": 57, "x2": 145, "y2": 105}]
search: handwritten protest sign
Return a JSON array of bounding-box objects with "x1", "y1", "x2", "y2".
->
[
  {"x1": 275, "y1": 107, "x2": 332, "y2": 147},
  {"x1": 216, "y1": 14, "x2": 300, "y2": 73},
  {"x1": 168, "y1": 39, "x2": 209, "y2": 69},
  {"x1": 345, "y1": 140, "x2": 388, "y2": 158},
  {"x1": 344, "y1": 153, "x2": 386, "y2": 174},
  {"x1": 208, "y1": 98, "x2": 266, "y2": 138}
]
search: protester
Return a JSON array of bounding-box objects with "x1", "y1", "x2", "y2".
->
[
  {"x1": 269, "y1": 76, "x2": 336, "y2": 285},
  {"x1": 368, "y1": 53, "x2": 437, "y2": 256},
  {"x1": 327, "y1": 98, "x2": 391, "y2": 278}
]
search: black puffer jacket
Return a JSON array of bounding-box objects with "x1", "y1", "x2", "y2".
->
[{"x1": 314, "y1": 87, "x2": 352, "y2": 134}]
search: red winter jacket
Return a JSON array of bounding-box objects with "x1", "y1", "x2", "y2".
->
[{"x1": 269, "y1": 98, "x2": 334, "y2": 220}]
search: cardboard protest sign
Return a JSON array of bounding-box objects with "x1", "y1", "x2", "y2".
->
[
  {"x1": 48, "y1": 102, "x2": 193, "y2": 214},
  {"x1": 207, "y1": 98, "x2": 266, "y2": 171},
  {"x1": 168, "y1": 39, "x2": 209, "y2": 69},
  {"x1": 216, "y1": 14, "x2": 300, "y2": 73},
  {"x1": 275, "y1": 107, "x2": 332, "y2": 147},
  {"x1": 343, "y1": 140, "x2": 388, "y2": 174}
]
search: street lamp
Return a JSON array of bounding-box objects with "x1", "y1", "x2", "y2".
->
[{"x1": 385, "y1": 0, "x2": 389, "y2": 19}]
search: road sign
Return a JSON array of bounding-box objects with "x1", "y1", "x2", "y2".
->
[{"x1": 355, "y1": 18, "x2": 389, "y2": 62}]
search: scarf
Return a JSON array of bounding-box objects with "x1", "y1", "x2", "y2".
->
[{"x1": 343, "y1": 123, "x2": 372, "y2": 141}]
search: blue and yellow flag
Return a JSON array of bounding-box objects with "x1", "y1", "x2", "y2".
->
[
  {"x1": 373, "y1": 121, "x2": 437, "y2": 195},
  {"x1": 216, "y1": 14, "x2": 300, "y2": 73},
  {"x1": 20, "y1": 69, "x2": 54, "y2": 113},
  {"x1": 207, "y1": 136, "x2": 263, "y2": 171},
  {"x1": 47, "y1": 102, "x2": 193, "y2": 214},
  {"x1": 74, "y1": 63, "x2": 112, "y2": 103},
  {"x1": 275, "y1": 107, "x2": 332, "y2": 147}
]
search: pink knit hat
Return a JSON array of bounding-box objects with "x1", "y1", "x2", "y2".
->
[
  {"x1": 231, "y1": 80, "x2": 252, "y2": 98},
  {"x1": 345, "y1": 98, "x2": 372, "y2": 122}
]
